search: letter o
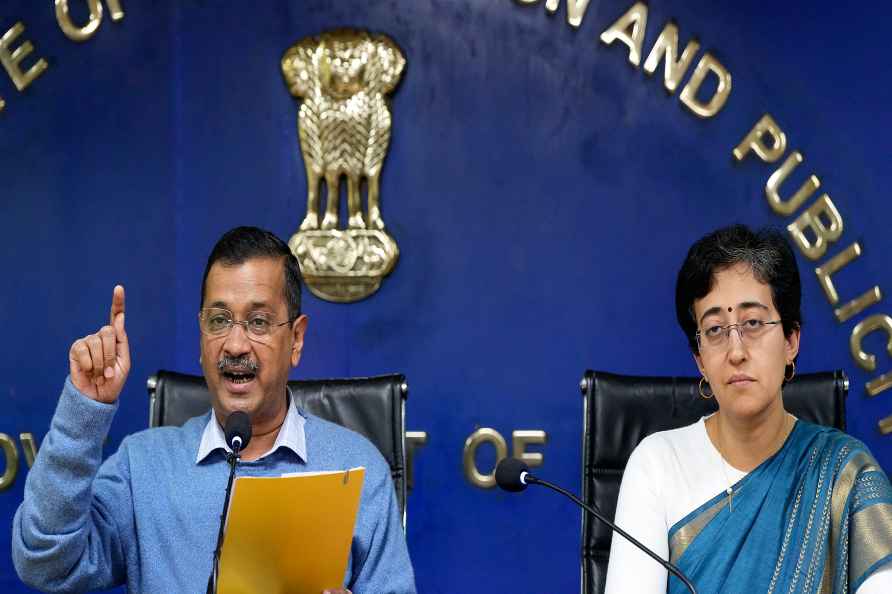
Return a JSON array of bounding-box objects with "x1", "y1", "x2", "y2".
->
[
  {"x1": 462, "y1": 428, "x2": 507, "y2": 489},
  {"x1": 0, "y1": 433, "x2": 19, "y2": 491}
]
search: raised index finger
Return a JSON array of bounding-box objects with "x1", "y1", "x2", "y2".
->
[{"x1": 109, "y1": 285, "x2": 125, "y2": 326}]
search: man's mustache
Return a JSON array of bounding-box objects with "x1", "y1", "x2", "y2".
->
[{"x1": 217, "y1": 356, "x2": 259, "y2": 372}]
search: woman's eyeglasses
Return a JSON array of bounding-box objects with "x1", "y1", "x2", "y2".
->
[{"x1": 696, "y1": 319, "x2": 782, "y2": 351}]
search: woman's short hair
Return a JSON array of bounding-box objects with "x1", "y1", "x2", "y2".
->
[{"x1": 675, "y1": 224, "x2": 802, "y2": 353}]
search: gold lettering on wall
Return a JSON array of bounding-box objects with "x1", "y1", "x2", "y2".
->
[
  {"x1": 678, "y1": 52, "x2": 732, "y2": 118},
  {"x1": 463, "y1": 428, "x2": 549, "y2": 487},
  {"x1": 19, "y1": 433, "x2": 39, "y2": 468},
  {"x1": 868, "y1": 375, "x2": 892, "y2": 399},
  {"x1": 732, "y1": 114, "x2": 787, "y2": 163},
  {"x1": 0, "y1": 433, "x2": 18, "y2": 492},
  {"x1": 786, "y1": 195, "x2": 844, "y2": 260},
  {"x1": 599, "y1": 2, "x2": 648, "y2": 66},
  {"x1": 513, "y1": 0, "x2": 592, "y2": 29},
  {"x1": 56, "y1": 0, "x2": 102, "y2": 42},
  {"x1": 835, "y1": 287, "x2": 882, "y2": 323},
  {"x1": 55, "y1": 0, "x2": 125, "y2": 43},
  {"x1": 0, "y1": 22, "x2": 48, "y2": 92},
  {"x1": 511, "y1": 430, "x2": 547, "y2": 468},
  {"x1": 765, "y1": 152, "x2": 821, "y2": 216},
  {"x1": 813, "y1": 242, "x2": 882, "y2": 322},
  {"x1": 551, "y1": 0, "x2": 593, "y2": 29},
  {"x1": 405, "y1": 431, "x2": 427, "y2": 491},
  {"x1": 816, "y1": 243, "x2": 862, "y2": 304},
  {"x1": 463, "y1": 428, "x2": 507, "y2": 489},
  {"x1": 642, "y1": 22, "x2": 699, "y2": 94},
  {"x1": 600, "y1": 3, "x2": 731, "y2": 117},
  {"x1": 850, "y1": 314, "x2": 892, "y2": 372},
  {"x1": 56, "y1": 0, "x2": 102, "y2": 41},
  {"x1": 0, "y1": 96, "x2": 5, "y2": 112},
  {"x1": 105, "y1": 0, "x2": 125, "y2": 20}
]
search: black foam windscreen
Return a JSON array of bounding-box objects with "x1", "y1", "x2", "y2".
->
[
  {"x1": 495, "y1": 457, "x2": 530, "y2": 492},
  {"x1": 224, "y1": 411, "x2": 252, "y2": 452}
]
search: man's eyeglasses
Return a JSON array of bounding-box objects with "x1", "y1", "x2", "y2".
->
[
  {"x1": 696, "y1": 318, "x2": 782, "y2": 351},
  {"x1": 198, "y1": 308, "x2": 295, "y2": 340}
]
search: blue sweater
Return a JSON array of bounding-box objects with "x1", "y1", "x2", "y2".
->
[{"x1": 12, "y1": 378, "x2": 416, "y2": 593}]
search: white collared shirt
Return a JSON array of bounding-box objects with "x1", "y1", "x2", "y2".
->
[{"x1": 195, "y1": 390, "x2": 307, "y2": 464}]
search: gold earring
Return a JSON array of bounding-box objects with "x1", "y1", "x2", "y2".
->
[
  {"x1": 699, "y1": 376, "x2": 714, "y2": 399},
  {"x1": 784, "y1": 361, "x2": 796, "y2": 382}
]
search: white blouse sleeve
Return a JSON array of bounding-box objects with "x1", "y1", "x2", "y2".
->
[
  {"x1": 604, "y1": 435, "x2": 670, "y2": 594},
  {"x1": 857, "y1": 564, "x2": 892, "y2": 593}
]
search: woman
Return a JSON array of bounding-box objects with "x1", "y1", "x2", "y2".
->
[{"x1": 604, "y1": 225, "x2": 892, "y2": 593}]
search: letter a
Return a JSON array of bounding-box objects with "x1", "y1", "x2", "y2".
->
[{"x1": 600, "y1": 2, "x2": 648, "y2": 67}]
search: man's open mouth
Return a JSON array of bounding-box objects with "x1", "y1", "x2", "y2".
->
[
  {"x1": 222, "y1": 370, "x2": 256, "y2": 384},
  {"x1": 218, "y1": 357, "x2": 259, "y2": 386}
]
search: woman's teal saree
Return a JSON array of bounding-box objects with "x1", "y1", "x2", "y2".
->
[{"x1": 668, "y1": 421, "x2": 892, "y2": 593}]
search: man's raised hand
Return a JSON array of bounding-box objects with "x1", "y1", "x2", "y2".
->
[{"x1": 68, "y1": 285, "x2": 131, "y2": 403}]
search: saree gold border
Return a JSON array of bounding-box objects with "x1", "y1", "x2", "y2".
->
[
  {"x1": 829, "y1": 451, "x2": 879, "y2": 589},
  {"x1": 816, "y1": 546, "x2": 832, "y2": 594},
  {"x1": 669, "y1": 497, "x2": 728, "y2": 563},
  {"x1": 850, "y1": 502, "x2": 892, "y2": 581}
]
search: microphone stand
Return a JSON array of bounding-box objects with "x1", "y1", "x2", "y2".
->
[
  {"x1": 525, "y1": 475, "x2": 698, "y2": 594},
  {"x1": 206, "y1": 444, "x2": 241, "y2": 594}
]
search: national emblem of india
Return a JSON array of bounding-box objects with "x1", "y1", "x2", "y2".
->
[{"x1": 281, "y1": 29, "x2": 405, "y2": 303}]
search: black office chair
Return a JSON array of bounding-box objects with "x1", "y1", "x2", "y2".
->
[
  {"x1": 579, "y1": 369, "x2": 848, "y2": 594},
  {"x1": 147, "y1": 370, "x2": 409, "y2": 527}
]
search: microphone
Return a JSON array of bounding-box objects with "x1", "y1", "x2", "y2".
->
[
  {"x1": 494, "y1": 457, "x2": 697, "y2": 594},
  {"x1": 495, "y1": 457, "x2": 531, "y2": 492},
  {"x1": 208, "y1": 411, "x2": 252, "y2": 594},
  {"x1": 224, "y1": 411, "x2": 252, "y2": 454}
]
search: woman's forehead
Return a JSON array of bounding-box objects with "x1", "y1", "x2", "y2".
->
[{"x1": 693, "y1": 264, "x2": 775, "y2": 317}]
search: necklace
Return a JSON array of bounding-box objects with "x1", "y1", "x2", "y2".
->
[
  {"x1": 713, "y1": 413, "x2": 793, "y2": 513},
  {"x1": 713, "y1": 420, "x2": 737, "y2": 512}
]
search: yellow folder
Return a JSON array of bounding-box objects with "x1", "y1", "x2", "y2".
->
[{"x1": 217, "y1": 467, "x2": 365, "y2": 594}]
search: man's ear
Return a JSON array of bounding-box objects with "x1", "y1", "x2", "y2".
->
[{"x1": 290, "y1": 315, "x2": 309, "y2": 367}]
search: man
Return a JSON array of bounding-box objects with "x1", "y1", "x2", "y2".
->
[{"x1": 12, "y1": 226, "x2": 416, "y2": 593}]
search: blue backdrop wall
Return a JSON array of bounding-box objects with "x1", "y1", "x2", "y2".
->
[{"x1": 1, "y1": 1, "x2": 890, "y2": 592}]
